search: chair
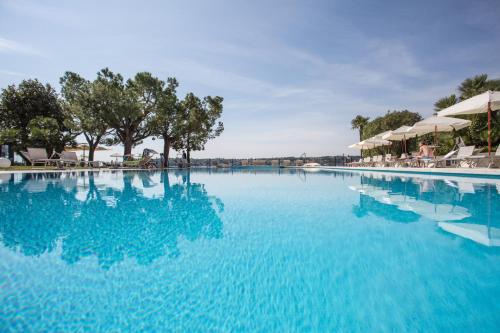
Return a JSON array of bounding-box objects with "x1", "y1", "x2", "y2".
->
[
  {"x1": 361, "y1": 157, "x2": 371, "y2": 167},
  {"x1": 431, "y1": 149, "x2": 458, "y2": 168},
  {"x1": 59, "y1": 151, "x2": 81, "y2": 167},
  {"x1": 123, "y1": 155, "x2": 155, "y2": 169},
  {"x1": 373, "y1": 155, "x2": 383, "y2": 167},
  {"x1": 384, "y1": 154, "x2": 395, "y2": 167},
  {"x1": 445, "y1": 146, "x2": 476, "y2": 168},
  {"x1": 20, "y1": 148, "x2": 59, "y2": 166},
  {"x1": 348, "y1": 158, "x2": 363, "y2": 167},
  {"x1": 464, "y1": 145, "x2": 500, "y2": 168}
]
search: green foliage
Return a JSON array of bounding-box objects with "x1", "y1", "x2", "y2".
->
[
  {"x1": 99, "y1": 69, "x2": 164, "y2": 155},
  {"x1": 173, "y1": 93, "x2": 224, "y2": 161},
  {"x1": 0, "y1": 128, "x2": 20, "y2": 145},
  {"x1": 434, "y1": 94, "x2": 457, "y2": 112},
  {"x1": 350, "y1": 115, "x2": 370, "y2": 141},
  {"x1": 359, "y1": 110, "x2": 422, "y2": 156},
  {"x1": 1, "y1": 69, "x2": 225, "y2": 163},
  {"x1": 0, "y1": 79, "x2": 74, "y2": 153},
  {"x1": 150, "y1": 78, "x2": 182, "y2": 166},
  {"x1": 362, "y1": 110, "x2": 422, "y2": 140},
  {"x1": 27, "y1": 116, "x2": 68, "y2": 154},
  {"x1": 435, "y1": 73, "x2": 500, "y2": 149},
  {"x1": 60, "y1": 71, "x2": 116, "y2": 160}
]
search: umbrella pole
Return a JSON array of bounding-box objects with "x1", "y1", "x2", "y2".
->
[
  {"x1": 434, "y1": 125, "x2": 438, "y2": 147},
  {"x1": 488, "y1": 101, "x2": 491, "y2": 158}
]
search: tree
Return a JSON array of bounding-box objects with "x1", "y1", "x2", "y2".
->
[
  {"x1": 362, "y1": 110, "x2": 422, "y2": 156},
  {"x1": 151, "y1": 78, "x2": 181, "y2": 167},
  {"x1": 457, "y1": 74, "x2": 500, "y2": 146},
  {"x1": 350, "y1": 115, "x2": 370, "y2": 141},
  {"x1": 362, "y1": 110, "x2": 422, "y2": 140},
  {"x1": 0, "y1": 79, "x2": 74, "y2": 154},
  {"x1": 60, "y1": 71, "x2": 115, "y2": 161},
  {"x1": 434, "y1": 94, "x2": 458, "y2": 112},
  {"x1": 173, "y1": 93, "x2": 224, "y2": 163},
  {"x1": 99, "y1": 70, "x2": 163, "y2": 156}
]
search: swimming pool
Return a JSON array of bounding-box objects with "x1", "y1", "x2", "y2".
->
[{"x1": 1, "y1": 169, "x2": 499, "y2": 332}]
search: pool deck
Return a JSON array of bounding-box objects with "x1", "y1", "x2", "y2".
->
[{"x1": 317, "y1": 166, "x2": 500, "y2": 178}]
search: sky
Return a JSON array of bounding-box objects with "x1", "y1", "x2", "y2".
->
[{"x1": 1, "y1": 0, "x2": 499, "y2": 159}]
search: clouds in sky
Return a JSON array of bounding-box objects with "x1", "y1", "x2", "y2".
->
[{"x1": 1, "y1": 0, "x2": 499, "y2": 158}]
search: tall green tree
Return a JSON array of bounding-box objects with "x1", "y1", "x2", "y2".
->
[
  {"x1": 151, "y1": 77, "x2": 181, "y2": 167},
  {"x1": 173, "y1": 93, "x2": 224, "y2": 163},
  {"x1": 362, "y1": 110, "x2": 422, "y2": 155},
  {"x1": 457, "y1": 74, "x2": 500, "y2": 146},
  {"x1": 98, "y1": 69, "x2": 163, "y2": 156},
  {"x1": 362, "y1": 110, "x2": 422, "y2": 140},
  {"x1": 434, "y1": 94, "x2": 458, "y2": 112},
  {"x1": 0, "y1": 79, "x2": 74, "y2": 155},
  {"x1": 350, "y1": 115, "x2": 370, "y2": 141},
  {"x1": 60, "y1": 71, "x2": 115, "y2": 161}
]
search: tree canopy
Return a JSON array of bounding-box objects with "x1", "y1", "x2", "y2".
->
[
  {"x1": 0, "y1": 69, "x2": 225, "y2": 165},
  {"x1": 173, "y1": 93, "x2": 224, "y2": 163},
  {"x1": 0, "y1": 79, "x2": 75, "y2": 154},
  {"x1": 361, "y1": 110, "x2": 422, "y2": 140},
  {"x1": 434, "y1": 73, "x2": 500, "y2": 148},
  {"x1": 351, "y1": 115, "x2": 370, "y2": 141},
  {"x1": 60, "y1": 71, "x2": 115, "y2": 161}
]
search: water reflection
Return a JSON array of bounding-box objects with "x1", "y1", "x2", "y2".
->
[
  {"x1": 0, "y1": 171, "x2": 224, "y2": 268},
  {"x1": 349, "y1": 172, "x2": 500, "y2": 246}
]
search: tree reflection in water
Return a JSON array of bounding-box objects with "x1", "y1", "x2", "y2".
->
[{"x1": 0, "y1": 171, "x2": 224, "y2": 269}]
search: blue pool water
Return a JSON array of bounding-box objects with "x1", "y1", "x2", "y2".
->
[{"x1": 0, "y1": 169, "x2": 499, "y2": 332}]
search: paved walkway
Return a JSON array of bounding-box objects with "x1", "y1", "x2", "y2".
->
[{"x1": 322, "y1": 166, "x2": 500, "y2": 178}]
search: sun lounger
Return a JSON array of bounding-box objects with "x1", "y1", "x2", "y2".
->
[
  {"x1": 123, "y1": 155, "x2": 155, "y2": 169},
  {"x1": 348, "y1": 158, "x2": 363, "y2": 167},
  {"x1": 58, "y1": 151, "x2": 81, "y2": 167},
  {"x1": 373, "y1": 155, "x2": 384, "y2": 167},
  {"x1": 384, "y1": 154, "x2": 395, "y2": 167},
  {"x1": 20, "y1": 148, "x2": 60, "y2": 166},
  {"x1": 430, "y1": 149, "x2": 458, "y2": 168},
  {"x1": 445, "y1": 146, "x2": 475, "y2": 168},
  {"x1": 464, "y1": 146, "x2": 500, "y2": 168}
]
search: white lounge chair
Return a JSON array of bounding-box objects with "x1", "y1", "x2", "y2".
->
[
  {"x1": 431, "y1": 149, "x2": 458, "y2": 168},
  {"x1": 464, "y1": 145, "x2": 500, "y2": 168},
  {"x1": 447, "y1": 146, "x2": 475, "y2": 168}
]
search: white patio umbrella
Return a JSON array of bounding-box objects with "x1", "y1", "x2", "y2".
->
[
  {"x1": 371, "y1": 130, "x2": 393, "y2": 140},
  {"x1": 437, "y1": 91, "x2": 500, "y2": 157},
  {"x1": 382, "y1": 125, "x2": 420, "y2": 153},
  {"x1": 438, "y1": 222, "x2": 500, "y2": 247},
  {"x1": 349, "y1": 138, "x2": 391, "y2": 149},
  {"x1": 110, "y1": 152, "x2": 123, "y2": 164},
  {"x1": 412, "y1": 116, "x2": 471, "y2": 146}
]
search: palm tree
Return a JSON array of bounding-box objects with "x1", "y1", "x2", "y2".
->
[
  {"x1": 458, "y1": 74, "x2": 489, "y2": 99},
  {"x1": 457, "y1": 74, "x2": 500, "y2": 146},
  {"x1": 434, "y1": 94, "x2": 458, "y2": 112},
  {"x1": 351, "y1": 115, "x2": 370, "y2": 141}
]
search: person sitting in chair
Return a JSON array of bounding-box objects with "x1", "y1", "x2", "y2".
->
[{"x1": 416, "y1": 141, "x2": 434, "y2": 166}]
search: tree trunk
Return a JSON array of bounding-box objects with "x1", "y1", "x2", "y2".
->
[
  {"x1": 162, "y1": 136, "x2": 170, "y2": 168},
  {"x1": 123, "y1": 137, "x2": 133, "y2": 158},
  {"x1": 88, "y1": 144, "x2": 96, "y2": 162},
  {"x1": 186, "y1": 135, "x2": 191, "y2": 165}
]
